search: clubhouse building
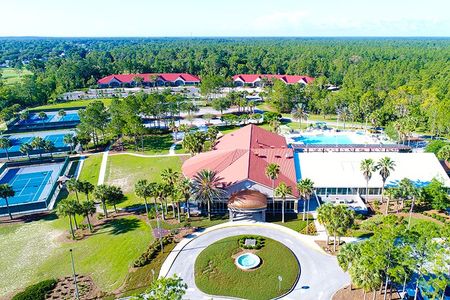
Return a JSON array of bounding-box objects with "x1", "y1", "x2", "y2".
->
[
  {"x1": 182, "y1": 125, "x2": 450, "y2": 221},
  {"x1": 232, "y1": 74, "x2": 315, "y2": 87},
  {"x1": 97, "y1": 73, "x2": 201, "y2": 88}
]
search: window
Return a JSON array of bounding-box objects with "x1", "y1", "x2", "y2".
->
[
  {"x1": 328, "y1": 188, "x2": 337, "y2": 195},
  {"x1": 349, "y1": 188, "x2": 358, "y2": 195},
  {"x1": 359, "y1": 188, "x2": 367, "y2": 195},
  {"x1": 337, "y1": 188, "x2": 348, "y2": 195},
  {"x1": 369, "y1": 188, "x2": 379, "y2": 195},
  {"x1": 317, "y1": 188, "x2": 327, "y2": 195}
]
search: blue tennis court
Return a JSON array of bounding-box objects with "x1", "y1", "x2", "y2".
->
[
  {"x1": 44, "y1": 134, "x2": 67, "y2": 147},
  {"x1": 0, "y1": 168, "x2": 53, "y2": 206},
  {"x1": 59, "y1": 113, "x2": 80, "y2": 122},
  {"x1": 18, "y1": 113, "x2": 56, "y2": 125}
]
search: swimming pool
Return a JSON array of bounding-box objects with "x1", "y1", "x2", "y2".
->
[{"x1": 292, "y1": 134, "x2": 355, "y2": 145}]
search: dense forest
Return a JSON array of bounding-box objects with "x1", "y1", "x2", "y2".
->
[{"x1": 0, "y1": 37, "x2": 449, "y2": 136}]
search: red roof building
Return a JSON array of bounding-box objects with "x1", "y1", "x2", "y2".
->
[
  {"x1": 232, "y1": 74, "x2": 314, "y2": 87},
  {"x1": 97, "y1": 73, "x2": 201, "y2": 87},
  {"x1": 182, "y1": 125, "x2": 298, "y2": 200}
]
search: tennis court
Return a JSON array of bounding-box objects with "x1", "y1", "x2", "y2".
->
[
  {"x1": 0, "y1": 161, "x2": 65, "y2": 207},
  {"x1": 0, "y1": 133, "x2": 71, "y2": 157},
  {"x1": 59, "y1": 113, "x2": 80, "y2": 122},
  {"x1": 18, "y1": 113, "x2": 56, "y2": 125}
]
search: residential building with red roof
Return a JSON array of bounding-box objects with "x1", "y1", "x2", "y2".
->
[
  {"x1": 232, "y1": 74, "x2": 314, "y2": 87},
  {"x1": 97, "y1": 73, "x2": 201, "y2": 88},
  {"x1": 182, "y1": 124, "x2": 299, "y2": 219}
]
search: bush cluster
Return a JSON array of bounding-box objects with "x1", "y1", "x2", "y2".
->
[
  {"x1": 238, "y1": 236, "x2": 265, "y2": 250},
  {"x1": 423, "y1": 212, "x2": 448, "y2": 223},
  {"x1": 133, "y1": 236, "x2": 172, "y2": 267},
  {"x1": 12, "y1": 279, "x2": 57, "y2": 300}
]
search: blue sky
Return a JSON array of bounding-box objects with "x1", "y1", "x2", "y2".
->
[{"x1": 1, "y1": 0, "x2": 449, "y2": 37}]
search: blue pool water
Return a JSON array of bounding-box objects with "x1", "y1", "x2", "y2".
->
[
  {"x1": 292, "y1": 134, "x2": 354, "y2": 145},
  {"x1": 236, "y1": 253, "x2": 261, "y2": 269}
]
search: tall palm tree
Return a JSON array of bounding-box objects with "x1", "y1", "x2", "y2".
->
[
  {"x1": 66, "y1": 178, "x2": 81, "y2": 202},
  {"x1": 161, "y1": 168, "x2": 180, "y2": 217},
  {"x1": 80, "y1": 200, "x2": 96, "y2": 232},
  {"x1": 0, "y1": 184, "x2": 15, "y2": 219},
  {"x1": 153, "y1": 183, "x2": 170, "y2": 220},
  {"x1": 292, "y1": 104, "x2": 308, "y2": 130},
  {"x1": 38, "y1": 111, "x2": 47, "y2": 123},
  {"x1": 376, "y1": 157, "x2": 396, "y2": 213},
  {"x1": 265, "y1": 163, "x2": 280, "y2": 214},
  {"x1": 297, "y1": 178, "x2": 315, "y2": 232},
  {"x1": 0, "y1": 137, "x2": 11, "y2": 160},
  {"x1": 31, "y1": 136, "x2": 45, "y2": 159},
  {"x1": 93, "y1": 184, "x2": 110, "y2": 218},
  {"x1": 63, "y1": 133, "x2": 76, "y2": 152},
  {"x1": 177, "y1": 177, "x2": 192, "y2": 219},
  {"x1": 43, "y1": 140, "x2": 55, "y2": 158},
  {"x1": 360, "y1": 159, "x2": 375, "y2": 203},
  {"x1": 191, "y1": 169, "x2": 226, "y2": 221},
  {"x1": 317, "y1": 203, "x2": 333, "y2": 244},
  {"x1": 57, "y1": 199, "x2": 75, "y2": 239},
  {"x1": 398, "y1": 178, "x2": 418, "y2": 229},
  {"x1": 135, "y1": 179, "x2": 152, "y2": 218},
  {"x1": 274, "y1": 182, "x2": 292, "y2": 223},
  {"x1": 80, "y1": 181, "x2": 94, "y2": 201},
  {"x1": 19, "y1": 143, "x2": 32, "y2": 160}
]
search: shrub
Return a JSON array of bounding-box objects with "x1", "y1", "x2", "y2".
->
[
  {"x1": 12, "y1": 279, "x2": 57, "y2": 300},
  {"x1": 133, "y1": 236, "x2": 173, "y2": 267},
  {"x1": 238, "y1": 236, "x2": 265, "y2": 250}
]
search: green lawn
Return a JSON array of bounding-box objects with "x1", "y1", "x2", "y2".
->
[
  {"x1": 267, "y1": 213, "x2": 315, "y2": 233},
  {"x1": 1, "y1": 67, "x2": 33, "y2": 85},
  {"x1": 195, "y1": 235, "x2": 299, "y2": 300},
  {"x1": 105, "y1": 155, "x2": 182, "y2": 208},
  {"x1": 121, "y1": 134, "x2": 174, "y2": 155},
  {"x1": 78, "y1": 154, "x2": 103, "y2": 185},
  {"x1": 0, "y1": 215, "x2": 152, "y2": 298},
  {"x1": 150, "y1": 215, "x2": 229, "y2": 231},
  {"x1": 31, "y1": 98, "x2": 113, "y2": 110}
]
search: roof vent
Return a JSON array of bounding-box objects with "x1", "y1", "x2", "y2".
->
[
  {"x1": 285, "y1": 153, "x2": 293, "y2": 159},
  {"x1": 275, "y1": 155, "x2": 281, "y2": 158}
]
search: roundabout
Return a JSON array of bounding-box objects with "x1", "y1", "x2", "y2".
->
[{"x1": 160, "y1": 222, "x2": 350, "y2": 300}]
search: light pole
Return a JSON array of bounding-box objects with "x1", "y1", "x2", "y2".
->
[
  {"x1": 277, "y1": 275, "x2": 282, "y2": 292},
  {"x1": 69, "y1": 249, "x2": 80, "y2": 300}
]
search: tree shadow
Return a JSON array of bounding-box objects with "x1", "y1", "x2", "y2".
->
[{"x1": 103, "y1": 218, "x2": 140, "y2": 235}]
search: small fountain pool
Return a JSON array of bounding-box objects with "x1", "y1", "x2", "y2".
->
[{"x1": 235, "y1": 253, "x2": 261, "y2": 270}]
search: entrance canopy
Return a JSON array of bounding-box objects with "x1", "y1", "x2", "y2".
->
[{"x1": 228, "y1": 190, "x2": 267, "y2": 211}]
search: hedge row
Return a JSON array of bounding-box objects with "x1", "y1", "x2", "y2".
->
[
  {"x1": 133, "y1": 236, "x2": 173, "y2": 267},
  {"x1": 12, "y1": 279, "x2": 57, "y2": 300},
  {"x1": 238, "y1": 236, "x2": 265, "y2": 250},
  {"x1": 423, "y1": 212, "x2": 448, "y2": 223}
]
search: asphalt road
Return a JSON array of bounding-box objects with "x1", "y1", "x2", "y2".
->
[{"x1": 164, "y1": 223, "x2": 350, "y2": 300}]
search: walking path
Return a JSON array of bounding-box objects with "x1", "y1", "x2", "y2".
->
[
  {"x1": 160, "y1": 221, "x2": 350, "y2": 300},
  {"x1": 97, "y1": 147, "x2": 109, "y2": 185}
]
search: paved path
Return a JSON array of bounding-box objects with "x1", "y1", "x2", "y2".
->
[
  {"x1": 161, "y1": 222, "x2": 350, "y2": 300},
  {"x1": 97, "y1": 147, "x2": 109, "y2": 185}
]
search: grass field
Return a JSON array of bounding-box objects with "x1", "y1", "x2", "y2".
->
[
  {"x1": 0, "y1": 215, "x2": 152, "y2": 298},
  {"x1": 121, "y1": 134, "x2": 174, "y2": 155},
  {"x1": 195, "y1": 235, "x2": 299, "y2": 300},
  {"x1": 105, "y1": 155, "x2": 182, "y2": 208},
  {"x1": 1, "y1": 68, "x2": 33, "y2": 85},
  {"x1": 78, "y1": 154, "x2": 103, "y2": 185},
  {"x1": 31, "y1": 98, "x2": 113, "y2": 110},
  {"x1": 267, "y1": 213, "x2": 315, "y2": 233}
]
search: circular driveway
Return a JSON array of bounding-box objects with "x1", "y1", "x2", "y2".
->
[{"x1": 160, "y1": 222, "x2": 350, "y2": 300}]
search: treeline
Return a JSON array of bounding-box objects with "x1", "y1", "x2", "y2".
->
[{"x1": 0, "y1": 37, "x2": 449, "y2": 136}]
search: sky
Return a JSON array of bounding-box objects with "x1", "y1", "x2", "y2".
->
[{"x1": 0, "y1": 0, "x2": 449, "y2": 37}]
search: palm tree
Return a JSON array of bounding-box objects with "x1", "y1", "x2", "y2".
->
[
  {"x1": 63, "y1": 133, "x2": 76, "y2": 152},
  {"x1": 292, "y1": 104, "x2": 308, "y2": 130},
  {"x1": 297, "y1": 178, "x2": 315, "y2": 232},
  {"x1": 80, "y1": 200, "x2": 96, "y2": 232},
  {"x1": 43, "y1": 140, "x2": 55, "y2": 158},
  {"x1": 58, "y1": 109, "x2": 66, "y2": 119},
  {"x1": 265, "y1": 163, "x2": 280, "y2": 214},
  {"x1": 384, "y1": 188, "x2": 399, "y2": 214},
  {"x1": 376, "y1": 157, "x2": 396, "y2": 213},
  {"x1": 66, "y1": 178, "x2": 81, "y2": 202},
  {"x1": 135, "y1": 179, "x2": 152, "y2": 218},
  {"x1": 0, "y1": 137, "x2": 11, "y2": 160},
  {"x1": 177, "y1": 177, "x2": 192, "y2": 219},
  {"x1": 0, "y1": 184, "x2": 15, "y2": 219},
  {"x1": 31, "y1": 136, "x2": 45, "y2": 159},
  {"x1": 191, "y1": 169, "x2": 226, "y2": 221},
  {"x1": 274, "y1": 182, "x2": 292, "y2": 223},
  {"x1": 19, "y1": 143, "x2": 32, "y2": 160},
  {"x1": 398, "y1": 178, "x2": 418, "y2": 229},
  {"x1": 317, "y1": 203, "x2": 333, "y2": 244},
  {"x1": 38, "y1": 111, "x2": 47, "y2": 123},
  {"x1": 153, "y1": 183, "x2": 170, "y2": 220},
  {"x1": 80, "y1": 181, "x2": 94, "y2": 201},
  {"x1": 360, "y1": 159, "x2": 375, "y2": 203},
  {"x1": 57, "y1": 199, "x2": 76, "y2": 239},
  {"x1": 94, "y1": 184, "x2": 110, "y2": 218},
  {"x1": 161, "y1": 168, "x2": 180, "y2": 217}
]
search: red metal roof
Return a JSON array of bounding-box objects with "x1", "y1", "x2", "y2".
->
[
  {"x1": 182, "y1": 124, "x2": 298, "y2": 196},
  {"x1": 232, "y1": 74, "x2": 314, "y2": 85},
  {"x1": 98, "y1": 73, "x2": 201, "y2": 84}
]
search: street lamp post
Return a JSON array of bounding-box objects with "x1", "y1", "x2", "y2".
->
[
  {"x1": 69, "y1": 249, "x2": 80, "y2": 300},
  {"x1": 277, "y1": 275, "x2": 282, "y2": 292}
]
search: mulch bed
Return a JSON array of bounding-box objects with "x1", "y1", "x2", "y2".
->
[
  {"x1": 315, "y1": 240, "x2": 345, "y2": 255},
  {"x1": 46, "y1": 275, "x2": 104, "y2": 300},
  {"x1": 333, "y1": 284, "x2": 402, "y2": 300}
]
